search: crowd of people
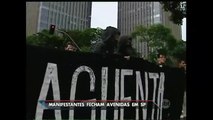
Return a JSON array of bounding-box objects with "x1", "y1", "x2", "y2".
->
[
  {"x1": 157, "y1": 51, "x2": 186, "y2": 120},
  {"x1": 64, "y1": 26, "x2": 186, "y2": 119}
]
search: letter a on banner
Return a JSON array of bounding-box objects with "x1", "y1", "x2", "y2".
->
[{"x1": 35, "y1": 63, "x2": 61, "y2": 120}]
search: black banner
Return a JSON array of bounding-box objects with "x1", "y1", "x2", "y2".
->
[{"x1": 26, "y1": 45, "x2": 185, "y2": 120}]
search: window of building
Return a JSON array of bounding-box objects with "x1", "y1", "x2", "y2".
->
[
  {"x1": 42, "y1": 2, "x2": 49, "y2": 7},
  {"x1": 40, "y1": 8, "x2": 49, "y2": 23},
  {"x1": 39, "y1": 22, "x2": 48, "y2": 31},
  {"x1": 57, "y1": 2, "x2": 61, "y2": 11},
  {"x1": 154, "y1": 14, "x2": 160, "y2": 23},
  {"x1": 62, "y1": 2, "x2": 65, "y2": 13},
  {"x1": 57, "y1": 13, "x2": 61, "y2": 27},
  {"x1": 60, "y1": 13, "x2": 63, "y2": 28}
]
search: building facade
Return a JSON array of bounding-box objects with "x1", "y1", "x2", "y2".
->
[
  {"x1": 118, "y1": 2, "x2": 182, "y2": 58},
  {"x1": 26, "y1": 2, "x2": 92, "y2": 36}
]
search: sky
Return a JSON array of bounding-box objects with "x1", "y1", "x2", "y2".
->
[{"x1": 91, "y1": 2, "x2": 186, "y2": 41}]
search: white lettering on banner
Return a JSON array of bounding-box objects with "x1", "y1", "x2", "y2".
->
[
  {"x1": 35, "y1": 63, "x2": 165, "y2": 120},
  {"x1": 135, "y1": 71, "x2": 149, "y2": 120},
  {"x1": 158, "y1": 72, "x2": 165, "y2": 120},
  {"x1": 149, "y1": 73, "x2": 159, "y2": 120},
  {"x1": 120, "y1": 69, "x2": 133, "y2": 120},
  {"x1": 89, "y1": 99, "x2": 96, "y2": 120},
  {"x1": 35, "y1": 63, "x2": 61, "y2": 120},
  {"x1": 136, "y1": 71, "x2": 143, "y2": 120},
  {"x1": 69, "y1": 66, "x2": 96, "y2": 120},
  {"x1": 101, "y1": 67, "x2": 108, "y2": 120},
  {"x1": 114, "y1": 69, "x2": 120, "y2": 120}
]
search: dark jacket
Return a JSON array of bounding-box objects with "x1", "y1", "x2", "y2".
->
[
  {"x1": 162, "y1": 66, "x2": 186, "y2": 120},
  {"x1": 117, "y1": 35, "x2": 134, "y2": 56},
  {"x1": 93, "y1": 26, "x2": 120, "y2": 55}
]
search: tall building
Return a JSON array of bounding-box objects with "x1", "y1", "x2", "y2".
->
[
  {"x1": 118, "y1": 2, "x2": 182, "y2": 58},
  {"x1": 26, "y1": 2, "x2": 92, "y2": 36}
]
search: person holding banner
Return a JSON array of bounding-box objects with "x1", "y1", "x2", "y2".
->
[
  {"x1": 157, "y1": 50, "x2": 186, "y2": 120},
  {"x1": 117, "y1": 35, "x2": 135, "y2": 60},
  {"x1": 93, "y1": 26, "x2": 120, "y2": 55},
  {"x1": 178, "y1": 58, "x2": 186, "y2": 73},
  {"x1": 156, "y1": 50, "x2": 167, "y2": 67},
  {"x1": 64, "y1": 42, "x2": 77, "y2": 52},
  {"x1": 177, "y1": 56, "x2": 187, "y2": 120}
]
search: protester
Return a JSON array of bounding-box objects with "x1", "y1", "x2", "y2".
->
[
  {"x1": 177, "y1": 56, "x2": 187, "y2": 120},
  {"x1": 117, "y1": 35, "x2": 134, "y2": 56},
  {"x1": 117, "y1": 35, "x2": 134, "y2": 60},
  {"x1": 178, "y1": 58, "x2": 186, "y2": 73},
  {"x1": 156, "y1": 50, "x2": 167, "y2": 67},
  {"x1": 93, "y1": 26, "x2": 120, "y2": 55},
  {"x1": 64, "y1": 42, "x2": 77, "y2": 52}
]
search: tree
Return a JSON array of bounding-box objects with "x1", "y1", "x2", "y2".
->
[
  {"x1": 26, "y1": 29, "x2": 64, "y2": 50},
  {"x1": 65, "y1": 28, "x2": 103, "y2": 52},
  {"x1": 160, "y1": 1, "x2": 186, "y2": 25},
  {"x1": 26, "y1": 28, "x2": 104, "y2": 52},
  {"x1": 171, "y1": 40, "x2": 186, "y2": 60},
  {"x1": 147, "y1": 24, "x2": 174, "y2": 50},
  {"x1": 64, "y1": 30, "x2": 83, "y2": 47},
  {"x1": 131, "y1": 24, "x2": 181, "y2": 66}
]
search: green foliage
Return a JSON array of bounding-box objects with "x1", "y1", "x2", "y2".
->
[
  {"x1": 65, "y1": 28, "x2": 103, "y2": 52},
  {"x1": 80, "y1": 46, "x2": 91, "y2": 53},
  {"x1": 171, "y1": 40, "x2": 186, "y2": 60},
  {"x1": 64, "y1": 30, "x2": 83, "y2": 47},
  {"x1": 131, "y1": 24, "x2": 186, "y2": 66},
  {"x1": 160, "y1": 1, "x2": 186, "y2": 25},
  {"x1": 132, "y1": 25, "x2": 149, "y2": 42},
  {"x1": 26, "y1": 28, "x2": 104, "y2": 52},
  {"x1": 26, "y1": 29, "x2": 64, "y2": 50}
]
